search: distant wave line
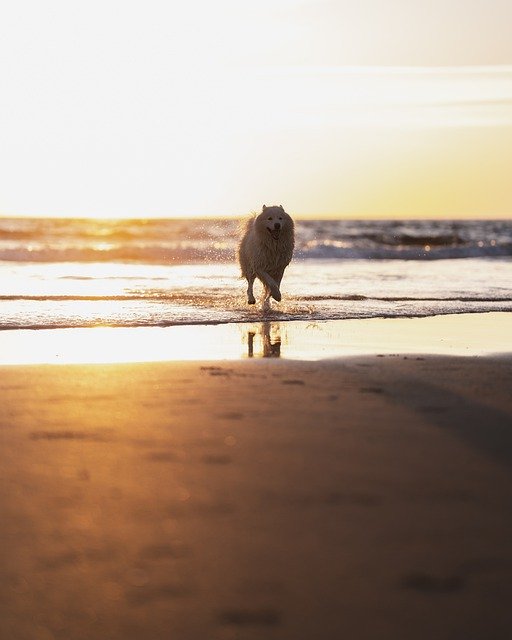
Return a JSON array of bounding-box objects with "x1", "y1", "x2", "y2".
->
[{"x1": 307, "y1": 294, "x2": 512, "y2": 302}]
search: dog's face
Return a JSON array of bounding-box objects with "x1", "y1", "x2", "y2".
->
[{"x1": 257, "y1": 205, "x2": 293, "y2": 240}]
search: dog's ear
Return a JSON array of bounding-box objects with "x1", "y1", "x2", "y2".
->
[{"x1": 262, "y1": 204, "x2": 267, "y2": 211}]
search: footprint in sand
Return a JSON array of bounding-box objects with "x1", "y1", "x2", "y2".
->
[{"x1": 218, "y1": 608, "x2": 282, "y2": 627}]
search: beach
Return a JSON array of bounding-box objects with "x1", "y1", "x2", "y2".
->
[
  {"x1": 1, "y1": 313, "x2": 512, "y2": 639},
  {"x1": 2, "y1": 0, "x2": 512, "y2": 635}
]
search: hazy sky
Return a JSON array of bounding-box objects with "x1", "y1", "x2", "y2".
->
[{"x1": 1, "y1": 0, "x2": 511, "y2": 218}]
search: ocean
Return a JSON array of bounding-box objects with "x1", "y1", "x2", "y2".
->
[{"x1": 1, "y1": 217, "x2": 511, "y2": 331}]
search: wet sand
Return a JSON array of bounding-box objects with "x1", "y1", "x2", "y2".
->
[{"x1": 1, "y1": 317, "x2": 512, "y2": 639}]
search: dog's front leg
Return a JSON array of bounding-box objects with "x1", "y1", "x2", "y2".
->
[
  {"x1": 256, "y1": 270, "x2": 281, "y2": 302},
  {"x1": 262, "y1": 285, "x2": 272, "y2": 312},
  {"x1": 247, "y1": 275, "x2": 256, "y2": 304}
]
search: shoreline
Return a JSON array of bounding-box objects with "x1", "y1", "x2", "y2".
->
[{"x1": 0, "y1": 311, "x2": 510, "y2": 366}]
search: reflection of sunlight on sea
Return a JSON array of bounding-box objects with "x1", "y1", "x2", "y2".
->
[{"x1": 3, "y1": 262, "x2": 239, "y2": 298}]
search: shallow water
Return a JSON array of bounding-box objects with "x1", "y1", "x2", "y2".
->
[{"x1": 1, "y1": 218, "x2": 511, "y2": 329}]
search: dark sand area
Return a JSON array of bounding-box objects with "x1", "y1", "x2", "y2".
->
[{"x1": 1, "y1": 334, "x2": 512, "y2": 639}]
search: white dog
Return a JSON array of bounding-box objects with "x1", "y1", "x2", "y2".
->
[{"x1": 238, "y1": 204, "x2": 295, "y2": 309}]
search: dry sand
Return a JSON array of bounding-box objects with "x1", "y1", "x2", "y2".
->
[{"x1": 1, "y1": 315, "x2": 512, "y2": 639}]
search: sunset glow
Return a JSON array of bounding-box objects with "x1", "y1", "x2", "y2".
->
[{"x1": 1, "y1": 1, "x2": 511, "y2": 219}]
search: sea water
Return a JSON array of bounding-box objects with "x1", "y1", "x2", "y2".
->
[{"x1": 1, "y1": 218, "x2": 511, "y2": 330}]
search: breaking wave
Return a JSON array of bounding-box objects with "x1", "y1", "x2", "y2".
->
[{"x1": 1, "y1": 218, "x2": 511, "y2": 263}]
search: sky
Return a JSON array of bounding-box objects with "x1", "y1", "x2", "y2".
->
[{"x1": 1, "y1": 0, "x2": 511, "y2": 219}]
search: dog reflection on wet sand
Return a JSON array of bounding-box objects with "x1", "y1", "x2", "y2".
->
[{"x1": 247, "y1": 323, "x2": 281, "y2": 358}]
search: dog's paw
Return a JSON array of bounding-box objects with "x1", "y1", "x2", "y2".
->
[
  {"x1": 271, "y1": 288, "x2": 281, "y2": 302},
  {"x1": 248, "y1": 296, "x2": 256, "y2": 305}
]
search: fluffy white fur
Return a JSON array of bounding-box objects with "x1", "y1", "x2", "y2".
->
[{"x1": 238, "y1": 204, "x2": 295, "y2": 309}]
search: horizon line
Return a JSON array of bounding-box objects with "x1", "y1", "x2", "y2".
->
[{"x1": 2, "y1": 212, "x2": 511, "y2": 222}]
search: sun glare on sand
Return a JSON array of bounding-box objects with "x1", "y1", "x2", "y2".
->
[{"x1": 1, "y1": 315, "x2": 511, "y2": 366}]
